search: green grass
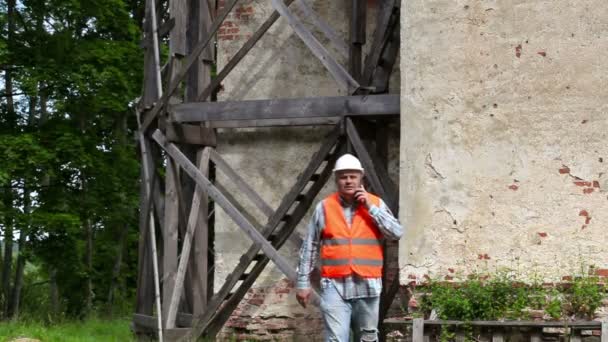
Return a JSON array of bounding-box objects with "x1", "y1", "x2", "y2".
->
[{"x1": 0, "y1": 318, "x2": 135, "y2": 342}]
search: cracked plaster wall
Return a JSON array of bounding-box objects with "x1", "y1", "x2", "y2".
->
[
  {"x1": 399, "y1": 0, "x2": 608, "y2": 283},
  {"x1": 213, "y1": 0, "x2": 400, "y2": 336}
]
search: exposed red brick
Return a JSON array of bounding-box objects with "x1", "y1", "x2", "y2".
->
[
  {"x1": 220, "y1": 35, "x2": 234, "y2": 40},
  {"x1": 583, "y1": 188, "x2": 595, "y2": 194},
  {"x1": 478, "y1": 254, "x2": 484, "y2": 260},
  {"x1": 274, "y1": 287, "x2": 290, "y2": 294},
  {"x1": 219, "y1": 28, "x2": 226, "y2": 35},
  {"x1": 223, "y1": 21, "x2": 233, "y2": 27},
  {"x1": 537, "y1": 51, "x2": 546, "y2": 57},
  {"x1": 562, "y1": 275, "x2": 573, "y2": 281},
  {"x1": 508, "y1": 184, "x2": 519, "y2": 191},
  {"x1": 574, "y1": 181, "x2": 592, "y2": 187},
  {"x1": 515, "y1": 44, "x2": 522, "y2": 58},
  {"x1": 559, "y1": 166, "x2": 570, "y2": 174},
  {"x1": 596, "y1": 269, "x2": 608, "y2": 277},
  {"x1": 579, "y1": 209, "x2": 589, "y2": 216},
  {"x1": 593, "y1": 180, "x2": 600, "y2": 188},
  {"x1": 585, "y1": 216, "x2": 592, "y2": 224},
  {"x1": 537, "y1": 232, "x2": 548, "y2": 237},
  {"x1": 229, "y1": 27, "x2": 240, "y2": 34},
  {"x1": 483, "y1": 254, "x2": 491, "y2": 260},
  {"x1": 592, "y1": 330, "x2": 602, "y2": 336},
  {"x1": 448, "y1": 268, "x2": 455, "y2": 273}
]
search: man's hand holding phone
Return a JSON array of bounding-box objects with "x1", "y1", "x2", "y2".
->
[{"x1": 354, "y1": 186, "x2": 370, "y2": 209}]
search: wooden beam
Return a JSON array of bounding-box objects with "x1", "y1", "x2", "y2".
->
[
  {"x1": 152, "y1": 132, "x2": 321, "y2": 322},
  {"x1": 166, "y1": 122, "x2": 217, "y2": 146},
  {"x1": 295, "y1": 0, "x2": 348, "y2": 58},
  {"x1": 171, "y1": 95, "x2": 399, "y2": 123},
  {"x1": 140, "y1": 0, "x2": 241, "y2": 133},
  {"x1": 370, "y1": 12, "x2": 399, "y2": 94},
  {"x1": 205, "y1": 117, "x2": 340, "y2": 128},
  {"x1": 162, "y1": 158, "x2": 179, "y2": 326},
  {"x1": 361, "y1": 0, "x2": 397, "y2": 88},
  {"x1": 182, "y1": 124, "x2": 341, "y2": 341},
  {"x1": 166, "y1": 149, "x2": 211, "y2": 328},
  {"x1": 196, "y1": 0, "x2": 296, "y2": 102},
  {"x1": 412, "y1": 318, "x2": 424, "y2": 342},
  {"x1": 204, "y1": 147, "x2": 337, "y2": 337},
  {"x1": 209, "y1": 149, "x2": 273, "y2": 218},
  {"x1": 349, "y1": 0, "x2": 366, "y2": 82},
  {"x1": 270, "y1": 0, "x2": 359, "y2": 94}
]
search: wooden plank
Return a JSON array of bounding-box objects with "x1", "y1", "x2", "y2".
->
[
  {"x1": 169, "y1": 0, "x2": 187, "y2": 56},
  {"x1": 530, "y1": 331, "x2": 541, "y2": 342},
  {"x1": 140, "y1": 0, "x2": 241, "y2": 133},
  {"x1": 171, "y1": 95, "x2": 400, "y2": 123},
  {"x1": 196, "y1": 0, "x2": 296, "y2": 102},
  {"x1": 601, "y1": 321, "x2": 607, "y2": 342},
  {"x1": 270, "y1": 0, "x2": 359, "y2": 94},
  {"x1": 295, "y1": 0, "x2": 348, "y2": 58},
  {"x1": 135, "y1": 167, "x2": 154, "y2": 315},
  {"x1": 209, "y1": 149, "x2": 274, "y2": 218},
  {"x1": 162, "y1": 158, "x2": 179, "y2": 326},
  {"x1": 370, "y1": 14, "x2": 399, "y2": 94},
  {"x1": 412, "y1": 318, "x2": 424, "y2": 342},
  {"x1": 345, "y1": 118, "x2": 387, "y2": 200},
  {"x1": 361, "y1": 0, "x2": 397, "y2": 88},
  {"x1": 349, "y1": 0, "x2": 366, "y2": 82},
  {"x1": 205, "y1": 148, "x2": 337, "y2": 337},
  {"x1": 166, "y1": 150, "x2": 211, "y2": 328},
  {"x1": 165, "y1": 328, "x2": 191, "y2": 341},
  {"x1": 570, "y1": 329, "x2": 581, "y2": 342},
  {"x1": 166, "y1": 122, "x2": 217, "y2": 146},
  {"x1": 205, "y1": 117, "x2": 340, "y2": 128},
  {"x1": 383, "y1": 320, "x2": 603, "y2": 328},
  {"x1": 190, "y1": 149, "x2": 210, "y2": 317},
  {"x1": 492, "y1": 330, "x2": 504, "y2": 342},
  {"x1": 183, "y1": 125, "x2": 341, "y2": 340},
  {"x1": 133, "y1": 313, "x2": 192, "y2": 330},
  {"x1": 152, "y1": 129, "x2": 322, "y2": 307}
]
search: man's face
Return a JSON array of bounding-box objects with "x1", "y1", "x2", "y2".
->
[{"x1": 335, "y1": 170, "x2": 363, "y2": 197}]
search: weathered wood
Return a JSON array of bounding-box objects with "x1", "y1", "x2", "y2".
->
[
  {"x1": 530, "y1": 331, "x2": 541, "y2": 342},
  {"x1": 162, "y1": 158, "x2": 179, "y2": 326},
  {"x1": 165, "y1": 328, "x2": 191, "y2": 341},
  {"x1": 152, "y1": 130, "x2": 322, "y2": 322},
  {"x1": 166, "y1": 122, "x2": 217, "y2": 146},
  {"x1": 492, "y1": 330, "x2": 504, "y2": 342},
  {"x1": 383, "y1": 319, "x2": 602, "y2": 328},
  {"x1": 133, "y1": 313, "x2": 193, "y2": 330},
  {"x1": 361, "y1": 0, "x2": 397, "y2": 88},
  {"x1": 205, "y1": 117, "x2": 340, "y2": 128},
  {"x1": 139, "y1": 18, "x2": 175, "y2": 49},
  {"x1": 205, "y1": 146, "x2": 337, "y2": 337},
  {"x1": 183, "y1": 125, "x2": 341, "y2": 340},
  {"x1": 141, "y1": 0, "x2": 160, "y2": 108},
  {"x1": 412, "y1": 318, "x2": 424, "y2": 342},
  {"x1": 349, "y1": 0, "x2": 366, "y2": 82},
  {"x1": 570, "y1": 329, "x2": 581, "y2": 342},
  {"x1": 166, "y1": 149, "x2": 211, "y2": 328},
  {"x1": 169, "y1": 0, "x2": 187, "y2": 56},
  {"x1": 295, "y1": 0, "x2": 348, "y2": 58},
  {"x1": 171, "y1": 95, "x2": 400, "y2": 123},
  {"x1": 196, "y1": 0, "x2": 296, "y2": 102},
  {"x1": 601, "y1": 321, "x2": 607, "y2": 342},
  {"x1": 270, "y1": 0, "x2": 359, "y2": 93},
  {"x1": 209, "y1": 149, "x2": 274, "y2": 218},
  {"x1": 370, "y1": 12, "x2": 399, "y2": 94},
  {"x1": 140, "y1": 0, "x2": 241, "y2": 133},
  {"x1": 345, "y1": 118, "x2": 387, "y2": 200},
  {"x1": 135, "y1": 166, "x2": 154, "y2": 315},
  {"x1": 190, "y1": 149, "x2": 210, "y2": 317}
]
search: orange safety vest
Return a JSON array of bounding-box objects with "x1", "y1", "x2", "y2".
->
[{"x1": 320, "y1": 192, "x2": 383, "y2": 278}]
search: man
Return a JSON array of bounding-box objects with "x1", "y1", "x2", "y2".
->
[{"x1": 295, "y1": 153, "x2": 403, "y2": 342}]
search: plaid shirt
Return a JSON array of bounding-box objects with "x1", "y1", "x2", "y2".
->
[{"x1": 296, "y1": 195, "x2": 403, "y2": 299}]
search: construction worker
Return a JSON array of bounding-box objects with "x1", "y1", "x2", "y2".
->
[{"x1": 296, "y1": 153, "x2": 403, "y2": 342}]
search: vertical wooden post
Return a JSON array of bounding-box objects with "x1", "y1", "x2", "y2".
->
[
  {"x1": 492, "y1": 329, "x2": 504, "y2": 342},
  {"x1": 601, "y1": 322, "x2": 608, "y2": 342},
  {"x1": 349, "y1": 0, "x2": 366, "y2": 82},
  {"x1": 162, "y1": 158, "x2": 179, "y2": 326},
  {"x1": 530, "y1": 330, "x2": 541, "y2": 342},
  {"x1": 412, "y1": 318, "x2": 424, "y2": 342}
]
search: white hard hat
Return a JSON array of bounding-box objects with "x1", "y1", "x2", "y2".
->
[{"x1": 333, "y1": 153, "x2": 364, "y2": 173}]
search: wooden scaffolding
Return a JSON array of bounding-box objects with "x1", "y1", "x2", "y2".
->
[{"x1": 133, "y1": 0, "x2": 401, "y2": 340}]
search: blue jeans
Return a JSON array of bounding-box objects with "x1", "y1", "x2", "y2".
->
[{"x1": 319, "y1": 282, "x2": 379, "y2": 342}]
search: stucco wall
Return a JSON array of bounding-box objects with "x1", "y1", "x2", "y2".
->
[
  {"x1": 399, "y1": 0, "x2": 608, "y2": 283},
  {"x1": 213, "y1": 0, "x2": 400, "y2": 338}
]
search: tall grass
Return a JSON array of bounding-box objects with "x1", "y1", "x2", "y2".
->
[{"x1": 0, "y1": 318, "x2": 135, "y2": 342}]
